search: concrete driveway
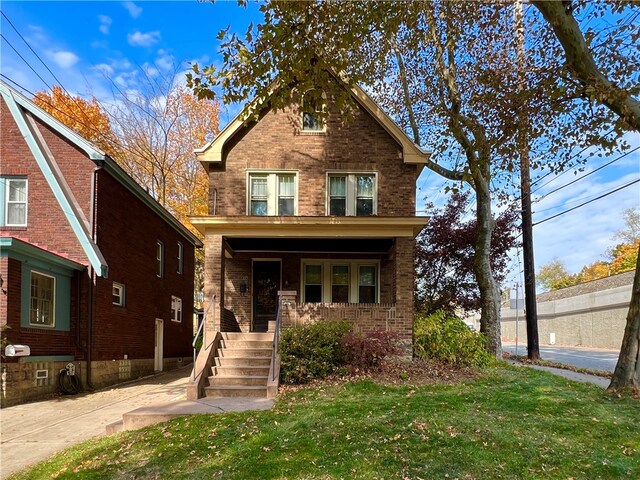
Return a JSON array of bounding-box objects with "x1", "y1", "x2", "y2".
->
[{"x1": 0, "y1": 366, "x2": 191, "y2": 478}]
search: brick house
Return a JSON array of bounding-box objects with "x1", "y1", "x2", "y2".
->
[
  {"x1": 0, "y1": 80, "x2": 202, "y2": 407},
  {"x1": 187, "y1": 75, "x2": 428, "y2": 398}
]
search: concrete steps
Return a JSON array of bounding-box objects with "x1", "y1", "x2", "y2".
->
[{"x1": 205, "y1": 332, "x2": 274, "y2": 399}]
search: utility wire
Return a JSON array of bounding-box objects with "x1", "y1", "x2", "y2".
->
[
  {"x1": 0, "y1": 34, "x2": 53, "y2": 90},
  {"x1": 533, "y1": 145, "x2": 640, "y2": 203},
  {"x1": 533, "y1": 178, "x2": 640, "y2": 226}
]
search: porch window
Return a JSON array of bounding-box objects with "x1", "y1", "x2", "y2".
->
[
  {"x1": 30, "y1": 271, "x2": 55, "y2": 327},
  {"x1": 301, "y1": 260, "x2": 379, "y2": 304},
  {"x1": 248, "y1": 172, "x2": 297, "y2": 216},
  {"x1": 358, "y1": 265, "x2": 377, "y2": 303},
  {"x1": 304, "y1": 264, "x2": 322, "y2": 303},
  {"x1": 331, "y1": 265, "x2": 350, "y2": 303},
  {"x1": 327, "y1": 173, "x2": 376, "y2": 216}
]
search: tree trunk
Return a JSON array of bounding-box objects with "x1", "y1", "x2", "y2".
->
[
  {"x1": 474, "y1": 172, "x2": 502, "y2": 359},
  {"x1": 608, "y1": 245, "x2": 640, "y2": 391}
]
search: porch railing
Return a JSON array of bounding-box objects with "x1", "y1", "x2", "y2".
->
[
  {"x1": 271, "y1": 297, "x2": 283, "y2": 382},
  {"x1": 192, "y1": 294, "x2": 216, "y2": 381}
]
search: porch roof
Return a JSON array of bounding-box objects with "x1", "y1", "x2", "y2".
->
[{"x1": 189, "y1": 216, "x2": 428, "y2": 238}]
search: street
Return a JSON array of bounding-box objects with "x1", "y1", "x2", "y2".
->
[{"x1": 503, "y1": 343, "x2": 620, "y2": 373}]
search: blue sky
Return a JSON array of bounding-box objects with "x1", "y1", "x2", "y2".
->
[{"x1": 2, "y1": 1, "x2": 639, "y2": 291}]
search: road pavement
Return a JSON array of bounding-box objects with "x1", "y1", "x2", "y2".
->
[{"x1": 503, "y1": 343, "x2": 619, "y2": 372}]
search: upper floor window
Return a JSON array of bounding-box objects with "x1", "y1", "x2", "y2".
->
[
  {"x1": 248, "y1": 172, "x2": 297, "y2": 216},
  {"x1": 2, "y1": 177, "x2": 28, "y2": 226},
  {"x1": 113, "y1": 282, "x2": 126, "y2": 307},
  {"x1": 156, "y1": 241, "x2": 164, "y2": 278},
  {"x1": 177, "y1": 242, "x2": 184, "y2": 275},
  {"x1": 301, "y1": 92, "x2": 326, "y2": 132},
  {"x1": 30, "y1": 271, "x2": 55, "y2": 327},
  {"x1": 328, "y1": 173, "x2": 376, "y2": 216}
]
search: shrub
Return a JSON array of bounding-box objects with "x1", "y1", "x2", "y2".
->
[
  {"x1": 414, "y1": 310, "x2": 494, "y2": 367},
  {"x1": 279, "y1": 320, "x2": 352, "y2": 384},
  {"x1": 342, "y1": 330, "x2": 402, "y2": 372}
]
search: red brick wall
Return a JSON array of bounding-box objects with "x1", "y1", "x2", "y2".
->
[
  {"x1": 0, "y1": 98, "x2": 92, "y2": 265},
  {"x1": 210, "y1": 99, "x2": 419, "y2": 217},
  {"x1": 93, "y1": 170, "x2": 195, "y2": 361}
]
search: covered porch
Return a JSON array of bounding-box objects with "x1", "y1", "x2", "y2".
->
[{"x1": 190, "y1": 216, "x2": 426, "y2": 343}]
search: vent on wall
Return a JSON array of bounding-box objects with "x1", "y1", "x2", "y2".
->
[{"x1": 35, "y1": 369, "x2": 49, "y2": 379}]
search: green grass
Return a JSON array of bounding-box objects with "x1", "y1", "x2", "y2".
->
[{"x1": 10, "y1": 365, "x2": 639, "y2": 480}]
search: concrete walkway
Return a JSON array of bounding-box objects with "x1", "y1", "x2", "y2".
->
[
  {"x1": 508, "y1": 361, "x2": 611, "y2": 388},
  {"x1": 0, "y1": 366, "x2": 273, "y2": 479}
]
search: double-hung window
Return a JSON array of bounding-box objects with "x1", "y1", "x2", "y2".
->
[
  {"x1": 302, "y1": 260, "x2": 379, "y2": 304},
  {"x1": 301, "y1": 92, "x2": 325, "y2": 132},
  {"x1": 248, "y1": 172, "x2": 297, "y2": 216},
  {"x1": 177, "y1": 242, "x2": 184, "y2": 275},
  {"x1": 113, "y1": 282, "x2": 126, "y2": 307},
  {"x1": 328, "y1": 173, "x2": 376, "y2": 216},
  {"x1": 171, "y1": 296, "x2": 183, "y2": 322},
  {"x1": 2, "y1": 178, "x2": 28, "y2": 226},
  {"x1": 30, "y1": 271, "x2": 55, "y2": 327},
  {"x1": 156, "y1": 241, "x2": 164, "y2": 278}
]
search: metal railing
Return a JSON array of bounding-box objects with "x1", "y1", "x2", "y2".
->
[
  {"x1": 271, "y1": 296, "x2": 283, "y2": 382},
  {"x1": 192, "y1": 294, "x2": 216, "y2": 380}
]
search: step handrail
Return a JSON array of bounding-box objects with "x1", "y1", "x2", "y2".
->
[
  {"x1": 192, "y1": 294, "x2": 216, "y2": 381},
  {"x1": 271, "y1": 297, "x2": 282, "y2": 382}
]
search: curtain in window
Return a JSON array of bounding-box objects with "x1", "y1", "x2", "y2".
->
[
  {"x1": 329, "y1": 176, "x2": 347, "y2": 216},
  {"x1": 304, "y1": 264, "x2": 322, "y2": 302},
  {"x1": 278, "y1": 175, "x2": 295, "y2": 215},
  {"x1": 250, "y1": 176, "x2": 268, "y2": 216},
  {"x1": 7, "y1": 179, "x2": 27, "y2": 225},
  {"x1": 358, "y1": 265, "x2": 377, "y2": 303},
  {"x1": 331, "y1": 265, "x2": 349, "y2": 303},
  {"x1": 356, "y1": 176, "x2": 374, "y2": 216}
]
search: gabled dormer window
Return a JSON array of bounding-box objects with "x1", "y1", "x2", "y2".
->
[
  {"x1": 301, "y1": 92, "x2": 326, "y2": 132},
  {"x1": 1, "y1": 177, "x2": 28, "y2": 226},
  {"x1": 327, "y1": 173, "x2": 376, "y2": 216},
  {"x1": 248, "y1": 172, "x2": 297, "y2": 216}
]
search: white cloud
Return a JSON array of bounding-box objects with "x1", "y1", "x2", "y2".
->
[
  {"x1": 91, "y1": 63, "x2": 115, "y2": 76},
  {"x1": 127, "y1": 30, "x2": 161, "y2": 47},
  {"x1": 155, "y1": 49, "x2": 174, "y2": 70},
  {"x1": 123, "y1": 1, "x2": 142, "y2": 19},
  {"x1": 48, "y1": 50, "x2": 80, "y2": 68},
  {"x1": 98, "y1": 15, "x2": 112, "y2": 35}
]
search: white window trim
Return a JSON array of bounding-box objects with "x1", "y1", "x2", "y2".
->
[
  {"x1": 156, "y1": 240, "x2": 164, "y2": 278},
  {"x1": 326, "y1": 171, "x2": 377, "y2": 216},
  {"x1": 301, "y1": 92, "x2": 327, "y2": 133},
  {"x1": 5, "y1": 177, "x2": 28, "y2": 227},
  {"x1": 171, "y1": 295, "x2": 183, "y2": 323},
  {"x1": 113, "y1": 282, "x2": 126, "y2": 307},
  {"x1": 29, "y1": 270, "x2": 55, "y2": 328},
  {"x1": 177, "y1": 242, "x2": 183, "y2": 275},
  {"x1": 301, "y1": 259, "x2": 380, "y2": 304},
  {"x1": 246, "y1": 171, "x2": 298, "y2": 216}
]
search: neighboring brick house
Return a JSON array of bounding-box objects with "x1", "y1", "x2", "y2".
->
[
  {"x1": 0, "y1": 80, "x2": 201, "y2": 407},
  {"x1": 190, "y1": 76, "x2": 429, "y2": 350}
]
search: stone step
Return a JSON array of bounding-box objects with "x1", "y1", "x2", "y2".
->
[
  {"x1": 218, "y1": 348, "x2": 272, "y2": 358},
  {"x1": 216, "y1": 356, "x2": 272, "y2": 367},
  {"x1": 208, "y1": 375, "x2": 268, "y2": 386},
  {"x1": 204, "y1": 385, "x2": 268, "y2": 398},
  {"x1": 221, "y1": 332, "x2": 274, "y2": 341},
  {"x1": 213, "y1": 365, "x2": 270, "y2": 377},
  {"x1": 105, "y1": 419, "x2": 124, "y2": 435},
  {"x1": 221, "y1": 339, "x2": 274, "y2": 349}
]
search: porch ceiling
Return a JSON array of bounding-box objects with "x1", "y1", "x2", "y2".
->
[
  {"x1": 225, "y1": 237, "x2": 393, "y2": 254},
  {"x1": 189, "y1": 216, "x2": 428, "y2": 238}
]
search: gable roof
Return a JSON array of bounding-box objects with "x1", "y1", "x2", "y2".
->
[
  {"x1": 0, "y1": 81, "x2": 202, "y2": 272},
  {"x1": 194, "y1": 74, "x2": 430, "y2": 166}
]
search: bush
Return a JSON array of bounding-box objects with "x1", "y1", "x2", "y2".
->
[
  {"x1": 414, "y1": 310, "x2": 494, "y2": 367},
  {"x1": 279, "y1": 320, "x2": 352, "y2": 384},
  {"x1": 342, "y1": 330, "x2": 402, "y2": 372}
]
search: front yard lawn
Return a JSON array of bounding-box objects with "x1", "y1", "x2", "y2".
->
[{"x1": 10, "y1": 365, "x2": 639, "y2": 479}]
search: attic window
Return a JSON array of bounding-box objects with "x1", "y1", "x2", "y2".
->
[{"x1": 301, "y1": 92, "x2": 326, "y2": 132}]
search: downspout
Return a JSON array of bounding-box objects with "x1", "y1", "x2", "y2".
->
[{"x1": 86, "y1": 164, "x2": 103, "y2": 390}]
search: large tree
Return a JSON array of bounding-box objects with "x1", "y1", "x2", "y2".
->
[
  {"x1": 416, "y1": 192, "x2": 519, "y2": 316},
  {"x1": 531, "y1": 0, "x2": 639, "y2": 391}
]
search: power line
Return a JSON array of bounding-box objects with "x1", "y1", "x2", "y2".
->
[
  {"x1": 533, "y1": 145, "x2": 640, "y2": 203},
  {"x1": 0, "y1": 34, "x2": 53, "y2": 91},
  {"x1": 533, "y1": 178, "x2": 640, "y2": 226}
]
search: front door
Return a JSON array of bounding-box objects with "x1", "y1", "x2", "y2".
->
[{"x1": 252, "y1": 260, "x2": 281, "y2": 332}]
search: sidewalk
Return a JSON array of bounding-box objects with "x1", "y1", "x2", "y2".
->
[
  {"x1": 0, "y1": 366, "x2": 273, "y2": 478},
  {"x1": 507, "y1": 360, "x2": 611, "y2": 389}
]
